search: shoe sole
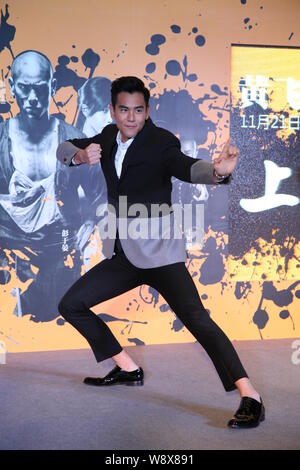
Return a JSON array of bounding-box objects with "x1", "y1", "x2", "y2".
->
[
  {"x1": 125, "y1": 381, "x2": 144, "y2": 386},
  {"x1": 84, "y1": 380, "x2": 144, "y2": 387},
  {"x1": 228, "y1": 409, "x2": 265, "y2": 429}
]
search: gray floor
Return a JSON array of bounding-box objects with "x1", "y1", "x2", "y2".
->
[{"x1": 1, "y1": 339, "x2": 300, "y2": 450}]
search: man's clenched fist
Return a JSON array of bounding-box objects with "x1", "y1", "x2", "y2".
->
[{"x1": 73, "y1": 143, "x2": 102, "y2": 165}]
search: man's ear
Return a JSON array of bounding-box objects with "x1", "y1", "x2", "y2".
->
[
  {"x1": 109, "y1": 103, "x2": 115, "y2": 120},
  {"x1": 146, "y1": 104, "x2": 150, "y2": 120},
  {"x1": 8, "y1": 77, "x2": 15, "y2": 98},
  {"x1": 51, "y1": 78, "x2": 57, "y2": 97}
]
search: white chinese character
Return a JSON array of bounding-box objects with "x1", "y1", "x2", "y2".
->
[
  {"x1": 61, "y1": 229, "x2": 69, "y2": 237},
  {"x1": 286, "y1": 78, "x2": 300, "y2": 110},
  {"x1": 240, "y1": 74, "x2": 269, "y2": 110},
  {"x1": 289, "y1": 115, "x2": 300, "y2": 130},
  {"x1": 62, "y1": 243, "x2": 69, "y2": 252},
  {"x1": 257, "y1": 114, "x2": 269, "y2": 130},
  {"x1": 240, "y1": 160, "x2": 299, "y2": 212}
]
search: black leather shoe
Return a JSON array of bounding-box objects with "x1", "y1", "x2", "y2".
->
[
  {"x1": 227, "y1": 396, "x2": 265, "y2": 429},
  {"x1": 83, "y1": 366, "x2": 144, "y2": 386}
]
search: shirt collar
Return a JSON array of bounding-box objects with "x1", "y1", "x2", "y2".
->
[{"x1": 116, "y1": 131, "x2": 134, "y2": 148}]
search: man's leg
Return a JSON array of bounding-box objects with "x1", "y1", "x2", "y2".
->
[
  {"x1": 143, "y1": 262, "x2": 265, "y2": 428},
  {"x1": 143, "y1": 262, "x2": 249, "y2": 392},
  {"x1": 58, "y1": 252, "x2": 143, "y2": 364}
]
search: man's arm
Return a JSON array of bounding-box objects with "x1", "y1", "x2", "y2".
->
[
  {"x1": 190, "y1": 160, "x2": 230, "y2": 184},
  {"x1": 162, "y1": 136, "x2": 239, "y2": 185},
  {"x1": 56, "y1": 135, "x2": 102, "y2": 167}
]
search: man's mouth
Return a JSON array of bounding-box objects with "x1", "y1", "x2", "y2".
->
[{"x1": 25, "y1": 107, "x2": 41, "y2": 113}]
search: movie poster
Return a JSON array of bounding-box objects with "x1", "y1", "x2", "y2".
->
[{"x1": 0, "y1": 0, "x2": 299, "y2": 353}]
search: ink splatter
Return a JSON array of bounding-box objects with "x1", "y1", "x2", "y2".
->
[
  {"x1": 170, "y1": 25, "x2": 181, "y2": 34},
  {"x1": 279, "y1": 309, "x2": 289, "y2": 319},
  {"x1": 251, "y1": 281, "x2": 299, "y2": 335},
  {"x1": 253, "y1": 308, "x2": 269, "y2": 330},
  {"x1": 54, "y1": 55, "x2": 86, "y2": 91},
  {"x1": 150, "y1": 89, "x2": 216, "y2": 145},
  {"x1": 160, "y1": 304, "x2": 171, "y2": 312},
  {"x1": 145, "y1": 62, "x2": 156, "y2": 73},
  {"x1": 211, "y1": 84, "x2": 228, "y2": 96},
  {"x1": 0, "y1": 4, "x2": 16, "y2": 59},
  {"x1": 97, "y1": 313, "x2": 148, "y2": 331},
  {"x1": 165, "y1": 55, "x2": 198, "y2": 83},
  {"x1": 128, "y1": 337, "x2": 145, "y2": 346},
  {"x1": 145, "y1": 34, "x2": 166, "y2": 55},
  {"x1": 195, "y1": 35, "x2": 206, "y2": 47},
  {"x1": 0, "y1": 270, "x2": 10, "y2": 284},
  {"x1": 81, "y1": 48, "x2": 100, "y2": 78},
  {"x1": 199, "y1": 237, "x2": 225, "y2": 285},
  {"x1": 139, "y1": 285, "x2": 160, "y2": 307},
  {"x1": 172, "y1": 317, "x2": 184, "y2": 332},
  {"x1": 262, "y1": 281, "x2": 299, "y2": 307},
  {"x1": 166, "y1": 59, "x2": 182, "y2": 76},
  {"x1": 234, "y1": 282, "x2": 251, "y2": 300}
]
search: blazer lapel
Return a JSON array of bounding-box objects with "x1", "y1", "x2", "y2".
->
[
  {"x1": 119, "y1": 118, "x2": 154, "y2": 180},
  {"x1": 104, "y1": 126, "x2": 119, "y2": 182}
]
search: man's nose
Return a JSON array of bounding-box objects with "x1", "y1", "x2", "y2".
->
[
  {"x1": 27, "y1": 88, "x2": 38, "y2": 102},
  {"x1": 127, "y1": 110, "x2": 135, "y2": 121}
]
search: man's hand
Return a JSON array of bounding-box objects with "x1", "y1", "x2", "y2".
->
[
  {"x1": 73, "y1": 143, "x2": 102, "y2": 166},
  {"x1": 213, "y1": 138, "x2": 239, "y2": 176}
]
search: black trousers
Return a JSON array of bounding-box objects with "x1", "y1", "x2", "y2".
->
[{"x1": 58, "y1": 244, "x2": 248, "y2": 392}]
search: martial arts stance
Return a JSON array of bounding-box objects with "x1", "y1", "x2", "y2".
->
[{"x1": 57, "y1": 76, "x2": 265, "y2": 428}]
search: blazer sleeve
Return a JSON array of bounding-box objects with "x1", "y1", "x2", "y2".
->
[{"x1": 56, "y1": 133, "x2": 103, "y2": 166}]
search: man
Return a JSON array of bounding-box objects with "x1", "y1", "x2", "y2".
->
[
  {"x1": 0, "y1": 50, "x2": 106, "y2": 321},
  {"x1": 57, "y1": 76, "x2": 265, "y2": 429},
  {"x1": 77, "y1": 76, "x2": 112, "y2": 137}
]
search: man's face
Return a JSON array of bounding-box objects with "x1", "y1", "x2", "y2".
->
[
  {"x1": 110, "y1": 92, "x2": 149, "y2": 142},
  {"x1": 9, "y1": 55, "x2": 55, "y2": 120}
]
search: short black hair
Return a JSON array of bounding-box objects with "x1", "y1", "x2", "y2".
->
[{"x1": 111, "y1": 76, "x2": 150, "y2": 108}]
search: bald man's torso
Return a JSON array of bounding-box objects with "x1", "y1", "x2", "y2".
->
[{"x1": 9, "y1": 116, "x2": 58, "y2": 181}]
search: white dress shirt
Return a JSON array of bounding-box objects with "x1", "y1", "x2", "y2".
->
[{"x1": 115, "y1": 131, "x2": 134, "y2": 178}]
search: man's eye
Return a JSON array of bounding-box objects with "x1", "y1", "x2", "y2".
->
[
  {"x1": 18, "y1": 84, "x2": 30, "y2": 93},
  {"x1": 34, "y1": 84, "x2": 48, "y2": 93}
]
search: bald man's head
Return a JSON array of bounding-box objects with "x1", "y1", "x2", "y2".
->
[
  {"x1": 11, "y1": 50, "x2": 53, "y2": 81},
  {"x1": 9, "y1": 50, "x2": 56, "y2": 120}
]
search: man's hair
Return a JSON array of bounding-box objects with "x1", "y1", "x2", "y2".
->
[
  {"x1": 78, "y1": 76, "x2": 111, "y2": 114},
  {"x1": 111, "y1": 76, "x2": 150, "y2": 108}
]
